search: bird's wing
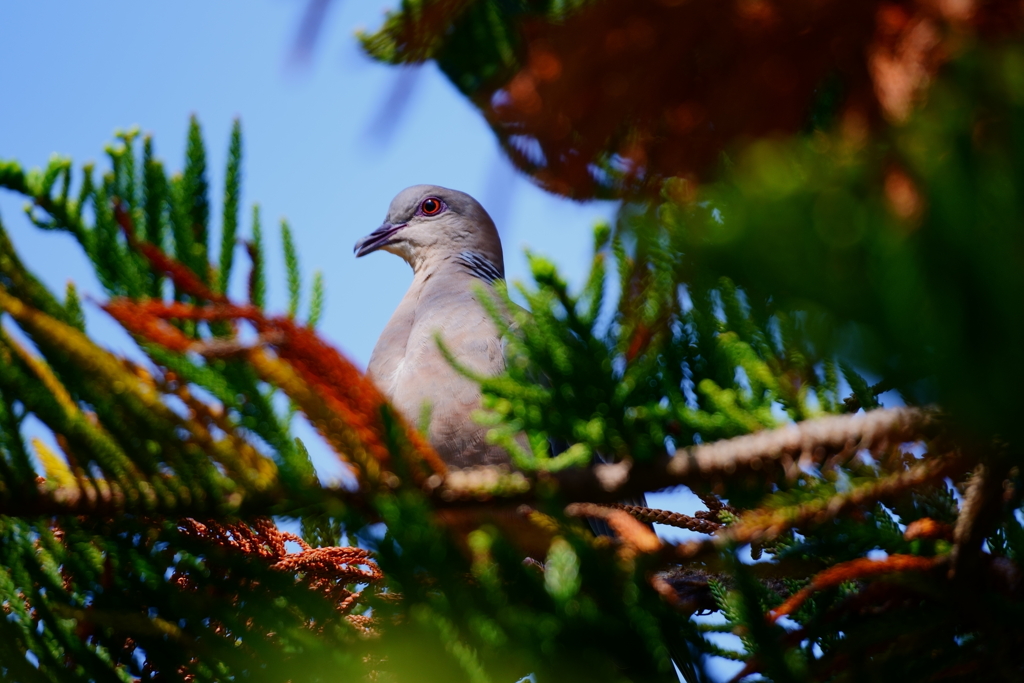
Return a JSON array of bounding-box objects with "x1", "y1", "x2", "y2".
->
[{"x1": 390, "y1": 272, "x2": 512, "y2": 468}]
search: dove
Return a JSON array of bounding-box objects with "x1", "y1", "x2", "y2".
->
[
  {"x1": 355, "y1": 185, "x2": 649, "y2": 540},
  {"x1": 354, "y1": 185, "x2": 512, "y2": 469}
]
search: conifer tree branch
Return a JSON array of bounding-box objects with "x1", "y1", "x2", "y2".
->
[
  {"x1": 701, "y1": 450, "x2": 965, "y2": 552},
  {"x1": 612, "y1": 504, "x2": 722, "y2": 534},
  {"x1": 437, "y1": 407, "x2": 939, "y2": 504},
  {"x1": 663, "y1": 406, "x2": 937, "y2": 483},
  {"x1": 949, "y1": 458, "x2": 1010, "y2": 579},
  {"x1": 0, "y1": 480, "x2": 370, "y2": 518}
]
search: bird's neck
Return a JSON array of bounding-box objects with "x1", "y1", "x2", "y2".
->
[{"x1": 407, "y1": 249, "x2": 504, "y2": 285}]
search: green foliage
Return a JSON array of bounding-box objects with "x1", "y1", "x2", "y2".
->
[
  {"x1": 250, "y1": 203, "x2": 266, "y2": 309},
  {"x1": 359, "y1": 0, "x2": 594, "y2": 96},
  {"x1": 473, "y1": 218, "x2": 848, "y2": 478},
  {"x1": 308, "y1": 269, "x2": 325, "y2": 328},
  {"x1": 0, "y1": 122, "x2": 373, "y2": 681},
  {"x1": 282, "y1": 218, "x2": 301, "y2": 318},
  {"x1": 142, "y1": 135, "x2": 168, "y2": 298},
  {"x1": 181, "y1": 115, "x2": 210, "y2": 277},
  {"x1": 218, "y1": 118, "x2": 242, "y2": 295},
  {"x1": 63, "y1": 281, "x2": 85, "y2": 332}
]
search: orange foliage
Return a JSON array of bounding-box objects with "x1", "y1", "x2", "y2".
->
[
  {"x1": 114, "y1": 200, "x2": 223, "y2": 303},
  {"x1": 903, "y1": 516, "x2": 954, "y2": 541},
  {"x1": 105, "y1": 298, "x2": 446, "y2": 483},
  {"x1": 102, "y1": 228, "x2": 445, "y2": 484},
  {"x1": 769, "y1": 553, "x2": 943, "y2": 621},
  {"x1": 565, "y1": 502, "x2": 663, "y2": 554}
]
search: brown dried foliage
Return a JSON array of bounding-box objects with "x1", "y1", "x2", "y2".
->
[
  {"x1": 177, "y1": 517, "x2": 382, "y2": 625},
  {"x1": 482, "y1": 0, "x2": 1023, "y2": 198}
]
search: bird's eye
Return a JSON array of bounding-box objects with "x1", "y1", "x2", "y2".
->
[{"x1": 420, "y1": 197, "x2": 443, "y2": 216}]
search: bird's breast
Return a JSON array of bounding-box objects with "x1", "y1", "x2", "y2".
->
[{"x1": 367, "y1": 275, "x2": 512, "y2": 468}]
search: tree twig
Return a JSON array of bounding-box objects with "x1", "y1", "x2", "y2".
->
[
  {"x1": 667, "y1": 449, "x2": 966, "y2": 563},
  {"x1": 612, "y1": 503, "x2": 722, "y2": 534}
]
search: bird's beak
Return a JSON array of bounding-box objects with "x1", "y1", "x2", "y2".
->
[{"x1": 354, "y1": 222, "x2": 407, "y2": 257}]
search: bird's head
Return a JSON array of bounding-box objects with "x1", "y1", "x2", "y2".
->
[{"x1": 354, "y1": 185, "x2": 503, "y2": 275}]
